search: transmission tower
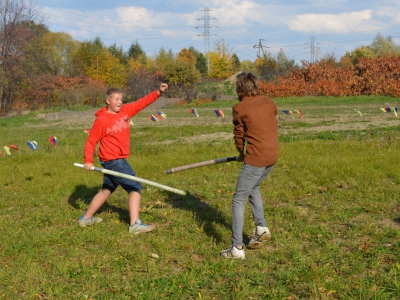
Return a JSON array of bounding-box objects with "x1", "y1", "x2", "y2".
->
[
  {"x1": 253, "y1": 39, "x2": 269, "y2": 57},
  {"x1": 196, "y1": 7, "x2": 218, "y2": 72},
  {"x1": 310, "y1": 37, "x2": 319, "y2": 63}
]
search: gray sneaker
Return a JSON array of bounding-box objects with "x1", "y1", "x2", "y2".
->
[
  {"x1": 221, "y1": 245, "x2": 245, "y2": 259},
  {"x1": 79, "y1": 216, "x2": 103, "y2": 227},
  {"x1": 129, "y1": 219, "x2": 155, "y2": 234},
  {"x1": 248, "y1": 226, "x2": 271, "y2": 249}
]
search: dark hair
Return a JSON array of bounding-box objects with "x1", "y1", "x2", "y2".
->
[{"x1": 236, "y1": 72, "x2": 259, "y2": 97}]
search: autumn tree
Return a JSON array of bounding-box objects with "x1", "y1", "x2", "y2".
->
[
  {"x1": 255, "y1": 49, "x2": 296, "y2": 82},
  {"x1": 254, "y1": 52, "x2": 277, "y2": 81},
  {"x1": 20, "y1": 20, "x2": 48, "y2": 38},
  {"x1": 342, "y1": 46, "x2": 375, "y2": 65},
  {"x1": 276, "y1": 49, "x2": 297, "y2": 75},
  {"x1": 87, "y1": 50, "x2": 127, "y2": 87},
  {"x1": 240, "y1": 60, "x2": 257, "y2": 73},
  {"x1": 163, "y1": 48, "x2": 201, "y2": 85},
  {"x1": 0, "y1": 0, "x2": 45, "y2": 114},
  {"x1": 371, "y1": 33, "x2": 399, "y2": 56},
  {"x1": 127, "y1": 57, "x2": 142, "y2": 77},
  {"x1": 341, "y1": 33, "x2": 400, "y2": 65},
  {"x1": 144, "y1": 55, "x2": 158, "y2": 74},
  {"x1": 24, "y1": 31, "x2": 80, "y2": 76},
  {"x1": 75, "y1": 37, "x2": 104, "y2": 75},
  {"x1": 208, "y1": 38, "x2": 236, "y2": 79},
  {"x1": 73, "y1": 37, "x2": 127, "y2": 87},
  {"x1": 177, "y1": 48, "x2": 196, "y2": 63},
  {"x1": 163, "y1": 48, "x2": 201, "y2": 100},
  {"x1": 321, "y1": 49, "x2": 339, "y2": 66},
  {"x1": 125, "y1": 44, "x2": 165, "y2": 100},
  {"x1": 126, "y1": 65, "x2": 162, "y2": 100},
  {"x1": 155, "y1": 47, "x2": 174, "y2": 74}
]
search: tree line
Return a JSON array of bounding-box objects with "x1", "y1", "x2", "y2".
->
[{"x1": 1, "y1": 0, "x2": 400, "y2": 115}]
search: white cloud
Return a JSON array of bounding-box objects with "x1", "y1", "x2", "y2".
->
[
  {"x1": 115, "y1": 7, "x2": 153, "y2": 27},
  {"x1": 375, "y1": 6, "x2": 400, "y2": 24},
  {"x1": 310, "y1": 0, "x2": 350, "y2": 5},
  {"x1": 190, "y1": 0, "x2": 292, "y2": 27},
  {"x1": 287, "y1": 9, "x2": 379, "y2": 34},
  {"x1": 41, "y1": 1, "x2": 400, "y2": 62}
]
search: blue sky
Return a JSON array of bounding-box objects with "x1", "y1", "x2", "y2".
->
[{"x1": 37, "y1": 0, "x2": 400, "y2": 65}]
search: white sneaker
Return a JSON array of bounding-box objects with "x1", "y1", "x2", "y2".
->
[
  {"x1": 248, "y1": 226, "x2": 271, "y2": 249},
  {"x1": 129, "y1": 218, "x2": 155, "y2": 235},
  {"x1": 79, "y1": 216, "x2": 103, "y2": 227},
  {"x1": 221, "y1": 245, "x2": 245, "y2": 259}
]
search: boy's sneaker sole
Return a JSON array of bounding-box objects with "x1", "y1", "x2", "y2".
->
[
  {"x1": 248, "y1": 231, "x2": 271, "y2": 249},
  {"x1": 221, "y1": 245, "x2": 245, "y2": 259},
  {"x1": 129, "y1": 223, "x2": 155, "y2": 235},
  {"x1": 79, "y1": 216, "x2": 103, "y2": 227}
]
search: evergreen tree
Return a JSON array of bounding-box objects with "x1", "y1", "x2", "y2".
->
[
  {"x1": 128, "y1": 40, "x2": 147, "y2": 64},
  {"x1": 188, "y1": 46, "x2": 207, "y2": 75},
  {"x1": 108, "y1": 43, "x2": 128, "y2": 65},
  {"x1": 231, "y1": 53, "x2": 240, "y2": 71}
]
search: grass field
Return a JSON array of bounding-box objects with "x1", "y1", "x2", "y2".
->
[{"x1": 0, "y1": 96, "x2": 399, "y2": 299}]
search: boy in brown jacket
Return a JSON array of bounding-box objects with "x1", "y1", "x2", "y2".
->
[{"x1": 221, "y1": 72, "x2": 278, "y2": 259}]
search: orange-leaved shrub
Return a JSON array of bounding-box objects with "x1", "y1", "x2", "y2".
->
[
  {"x1": 259, "y1": 55, "x2": 400, "y2": 98},
  {"x1": 13, "y1": 75, "x2": 106, "y2": 111}
]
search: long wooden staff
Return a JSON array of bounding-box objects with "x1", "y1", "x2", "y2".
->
[
  {"x1": 165, "y1": 156, "x2": 237, "y2": 174},
  {"x1": 74, "y1": 163, "x2": 186, "y2": 196}
]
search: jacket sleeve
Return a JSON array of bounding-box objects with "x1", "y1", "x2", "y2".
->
[
  {"x1": 84, "y1": 119, "x2": 106, "y2": 163},
  {"x1": 124, "y1": 91, "x2": 160, "y2": 117},
  {"x1": 232, "y1": 107, "x2": 245, "y2": 153}
]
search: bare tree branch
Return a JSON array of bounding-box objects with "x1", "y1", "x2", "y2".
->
[{"x1": 0, "y1": 0, "x2": 46, "y2": 114}]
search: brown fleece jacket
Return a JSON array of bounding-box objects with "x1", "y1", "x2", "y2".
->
[{"x1": 232, "y1": 95, "x2": 278, "y2": 167}]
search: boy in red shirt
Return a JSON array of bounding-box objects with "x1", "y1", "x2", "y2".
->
[{"x1": 80, "y1": 83, "x2": 168, "y2": 234}]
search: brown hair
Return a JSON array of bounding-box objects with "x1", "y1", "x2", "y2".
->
[
  {"x1": 236, "y1": 72, "x2": 259, "y2": 97},
  {"x1": 105, "y1": 88, "x2": 122, "y2": 103}
]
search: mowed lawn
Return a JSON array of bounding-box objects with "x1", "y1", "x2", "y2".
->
[{"x1": 0, "y1": 96, "x2": 399, "y2": 299}]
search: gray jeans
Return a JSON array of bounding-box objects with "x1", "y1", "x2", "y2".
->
[{"x1": 232, "y1": 164, "x2": 274, "y2": 246}]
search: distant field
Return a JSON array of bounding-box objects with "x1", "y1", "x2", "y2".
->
[{"x1": 0, "y1": 95, "x2": 399, "y2": 299}]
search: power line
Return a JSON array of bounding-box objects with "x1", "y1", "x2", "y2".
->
[
  {"x1": 253, "y1": 39, "x2": 269, "y2": 58},
  {"x1": 47, "y1": 21, "x2": 194, "y2": 40},
  {"x1": 196, "y1": 7, "x2": 218, "y2": 72},
  {"x1": 38, "y1": 2, "x2": 400, "y2": 64},
  {"x1": 39, "y1": 1, "x2": 188, "y2": 29},
  {"x1": 43, "y1": 12, "x2": 189, "y2": 30}
]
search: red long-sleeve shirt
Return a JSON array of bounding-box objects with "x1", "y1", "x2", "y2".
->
[{"x1": 84, "y1": 91, "x2": 159, "y2": 163}]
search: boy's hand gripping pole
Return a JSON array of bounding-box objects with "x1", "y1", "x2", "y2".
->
[{"x1": 74, "y1": 163, "x2": 186, "y2": 196}]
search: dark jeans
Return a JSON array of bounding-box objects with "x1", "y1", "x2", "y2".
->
[{"x1": 100, "y1": 159, "x2": 142, "y2": 194}]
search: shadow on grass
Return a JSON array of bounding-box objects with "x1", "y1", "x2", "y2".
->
[
  {"x1": 165, "y1": 192, "x2": 232, "y2": 244},
  {"x1": 394, "y1": 217, "x2": 400, "y2": 225},
  {"x1": 68, "y1": 184, "x2": 129, "y2": 223}
]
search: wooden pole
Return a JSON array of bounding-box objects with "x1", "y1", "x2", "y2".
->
[{"x1": 74, "y1": 163, "x2": 186, "y2": 196}]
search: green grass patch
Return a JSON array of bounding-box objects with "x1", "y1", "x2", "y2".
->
[
  {"x1": 0, "y1": 96, "x2": 399, "y2": 299},
  {"x1": 273, "y1": 95, "x2": 398, "y2": 107}
]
